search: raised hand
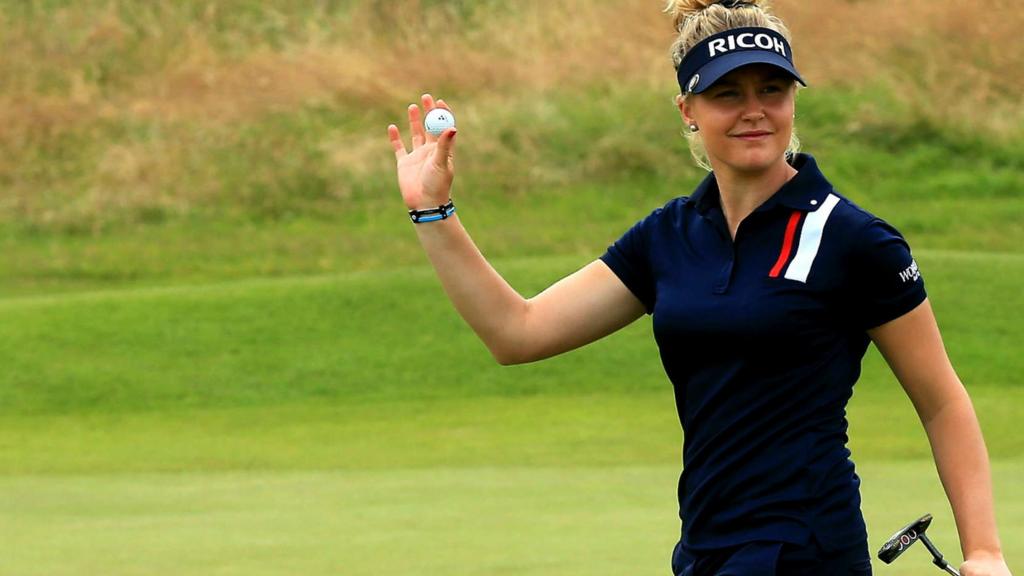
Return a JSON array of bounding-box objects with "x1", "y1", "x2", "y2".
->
[{"x1": 387, "y1": 93, "x2": 458, "y2": 211}]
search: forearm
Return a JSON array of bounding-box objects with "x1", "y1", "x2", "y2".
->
[
  {"x1": 413, "y1": 214, "x2": 529, "y2": 363},
  {"x1": 389, "y1": 97, "x2": 637, "y2": 366},
  {"x1": 923, "y1": 388, "x2": 1003, "y2": 561}
]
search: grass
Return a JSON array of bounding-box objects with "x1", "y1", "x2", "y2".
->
[
  {"x1": 1, "y1": 0, "x2": 1021, "y2": 297},
  {"x1": 2, "y1": 84, "x2": 1022, "y2": 297},
  {"x1": 2, "y1": 385, "x2": 1022, "y2": 475},
  {"x1": 1, "y1": 1, "x2": 1022, "y2": 573},
  {"x1": 0, "y1": 464, "x2": 1020, "y2": 575},
  {"x1": 2, "y1": 251, "x2": 1021, "y2": 416},
  {"x1": 0, "y1": 0, "x2": 1021, "y2": 273},
  {"x1": 0, "y1": 252, "x2": 1021, "y2": 573}
]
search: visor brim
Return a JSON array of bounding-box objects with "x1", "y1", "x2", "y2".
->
[{"x1": 687, "y1": 51, "x2": 806, "y2": 94}]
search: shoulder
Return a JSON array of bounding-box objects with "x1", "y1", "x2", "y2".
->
[
  {"x1": 786, "y1": 154, "x2": 902, "y2": 240},
  {"x1": 826, "y1": 190, "x2": 883, "y2": 231},
  {"x1": 823, "y1": 191, "x2": 920, "y2": 292},
  {"x1": 651, "y1": 195, "x2": 691, "y2": 219},
  {"x1": 627, "y1": 195, "x2": 692, "y2": 233},
  {"x1": 824, "y1": 190, "x2": 910, "y2": 250}
]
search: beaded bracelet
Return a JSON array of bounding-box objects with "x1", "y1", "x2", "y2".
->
[{"x1": 408, "y1": 200, "x2": 456, "y2": 224}]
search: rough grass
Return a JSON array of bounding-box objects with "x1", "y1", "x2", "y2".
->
[
  {"x1": 0, "y1": 0, "x2": 1020, "y2": 241},
  {"x1": 1, "y1": 85, "x2": 1022, "y2": 296}
]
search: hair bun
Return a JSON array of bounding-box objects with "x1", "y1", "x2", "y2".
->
[{"x1": 664, "y1": 0, "x2": 765, "y2": 31}]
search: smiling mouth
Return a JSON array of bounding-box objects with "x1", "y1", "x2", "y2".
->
[{"x1": 732, "y1": 132, "x2": 772, "y2": 139}]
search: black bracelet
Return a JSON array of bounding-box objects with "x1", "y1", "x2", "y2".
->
[{"x1": 408, "y1": 200, "x2": 456, "y2": 224}]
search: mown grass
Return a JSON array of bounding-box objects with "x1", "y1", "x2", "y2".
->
[
  {"x1": 0, "y1": 252, "x2": 1019, "y2": 478},
  {"x1": 2, "y1": 251, "x2": 1021, "y2": 416},
  {"x1": 0, "y1": 464, "x2": 1021, "y2": 575}
]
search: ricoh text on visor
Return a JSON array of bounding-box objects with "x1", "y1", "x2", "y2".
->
[{"x1": 677, "y1": 27, "x2": 807, "y2": 95}]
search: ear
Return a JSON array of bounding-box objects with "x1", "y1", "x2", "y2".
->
[{"x1": 677, "y1": 94, "x2": 696, "y2": 126}]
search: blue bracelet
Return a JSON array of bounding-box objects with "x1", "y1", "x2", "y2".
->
[{"x1": 409, "y1": 200, "x2": 456, "y2": 223}]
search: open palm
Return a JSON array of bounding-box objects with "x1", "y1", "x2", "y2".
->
[{"x1": 387, "y1": 93, "x2": 457, "y2": 211}]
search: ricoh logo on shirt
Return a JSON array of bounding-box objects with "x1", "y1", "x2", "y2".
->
[
  {"x1": 708, "y1": 33, "x2": 788, "y2": 58},
  {"x1": 899, "y1": 259, "x2": 921, "y2": 283}
]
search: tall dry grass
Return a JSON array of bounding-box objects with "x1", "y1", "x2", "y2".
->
[
  {"x1": 0, "y1": 0, "x2": 1020, "y2": 230},
  {"x1": 2, "y1": 0, "x2": 1019, "y2": 127},
  {"x1": 777, "y1": 0, "x2": 1024, "y2": 136}
]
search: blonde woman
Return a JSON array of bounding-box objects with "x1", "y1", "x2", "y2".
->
[{"x1": 386, "y1": 0, "x2": 1011, "y2": 573}]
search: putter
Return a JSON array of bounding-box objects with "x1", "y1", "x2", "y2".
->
[{"x1": 877, "y1": 514, "x2": 959, "y2": 575}]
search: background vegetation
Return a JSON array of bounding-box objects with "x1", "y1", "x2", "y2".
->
[{"x1": 0, "y1": 1, "x2": 1020, "y2": 574}]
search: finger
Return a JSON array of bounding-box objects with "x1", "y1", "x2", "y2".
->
[
  {"x1": 436, "y1": 98, "x2": 451, "y2": 111},
  {"x1": 432, "y1": 128, "x2": 457, "y2": 169},
  {"x1": 408, "y1": 104, "x2": 425, "y2": 148},
  {"x1": 421, "y1": 93, "x2": 438, "y2": 143},
  {"x1": 387, "y1": 124, "x2": 407, "y2": 159}
]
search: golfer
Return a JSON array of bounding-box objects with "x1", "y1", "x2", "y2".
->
[{"x1": 386, "y1": 0, "x2": 1011, "y2": 573}]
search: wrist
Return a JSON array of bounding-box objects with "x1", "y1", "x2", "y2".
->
[
  {"x1": 409, "y1": 199, "x2": 456, "y2": 223},
  {"x1": 965, "y1": 548, "x2": 1004, "y2": 561},
  {"x1": 408, "y1": 198, "x2": 451, "y2": 211}
]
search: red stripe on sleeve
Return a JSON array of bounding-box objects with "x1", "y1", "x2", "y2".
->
[{"x1": 769, "y1": 210, "x2": 803, "y2": 278}]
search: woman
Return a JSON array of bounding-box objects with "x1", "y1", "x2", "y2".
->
[{"x1": 385, "y1": 0, "x2": 1012, "y2": 573}]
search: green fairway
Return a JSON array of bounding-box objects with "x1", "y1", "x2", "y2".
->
[
  {"x1": 1, "y1": 251, "x2": 1021, "y2": 574},
  {"x1": 2, "y1": 251, "x2": 1021, "y2": 416},
  {"x1": 1, "y1": 462, "x2": 1020, "y2": 576}
]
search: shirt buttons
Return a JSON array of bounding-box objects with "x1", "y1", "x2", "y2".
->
[{"x1": 810, "y1": 199, "x2": 819, "y2": 206}]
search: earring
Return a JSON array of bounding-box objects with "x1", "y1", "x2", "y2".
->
[{"x1": 689, "y1": 123, "x2": 699, "y2": 133}]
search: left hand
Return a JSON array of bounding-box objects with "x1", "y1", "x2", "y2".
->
[{"x1": 960, "y1": 555, "x2": 1012, "y2": 576}]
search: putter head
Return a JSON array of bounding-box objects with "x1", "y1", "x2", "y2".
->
[{"x1": 878, "y1": 514, "x2": 933, "y2": 564}]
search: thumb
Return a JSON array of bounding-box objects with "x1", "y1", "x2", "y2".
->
[{"x1": 432, "y1": 128, "x2": 457, "y2": 169}]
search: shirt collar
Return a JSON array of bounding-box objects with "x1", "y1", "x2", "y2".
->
[{"x1": 685, "y1": 153, "x2": 834, "y2": 214}]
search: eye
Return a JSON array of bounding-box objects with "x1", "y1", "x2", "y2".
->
[
  {"x1": 714, "y1": 90, "x2": 739, "y2": 99},
  {"x1": 763, "y1": 81, "x2": 794, "y2": 94}
]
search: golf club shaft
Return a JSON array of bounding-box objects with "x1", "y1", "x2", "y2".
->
[{"x1": 920, "y1": 534, "x2": 959, "y2": 575}]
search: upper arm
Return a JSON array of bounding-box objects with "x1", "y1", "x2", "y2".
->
[
  {"x1": 505, "y1": 259, "x2": 646, "y2": 364},
  {"x1": 868, "y1": 298, "x2": 968, "y2": 424}
]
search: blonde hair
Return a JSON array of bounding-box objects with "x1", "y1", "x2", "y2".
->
[{"x1": 665, "y1": 0, "x2": 801, "y2": 171}]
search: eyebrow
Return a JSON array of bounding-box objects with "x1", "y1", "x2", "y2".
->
[{"x1": 713, "y1": 72, "x2": 790, "y2": 88}]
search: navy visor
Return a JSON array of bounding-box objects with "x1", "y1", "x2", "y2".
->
[{"x1": 677, "y1": 27, "x2": 806, "y2": 95}]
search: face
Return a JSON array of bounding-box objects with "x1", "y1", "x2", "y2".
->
[{"x1": 679, "y1": 63, "x2": 797, "y2": 175}]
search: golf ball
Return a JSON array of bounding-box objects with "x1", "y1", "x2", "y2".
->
[{"x1": 424, "y1": 108, "x2": 456, "y2": 136}]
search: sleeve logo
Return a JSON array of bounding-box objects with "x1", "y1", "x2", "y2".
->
[{"x1": 899, "y1": 259, "x2": 921, "y2": 283}]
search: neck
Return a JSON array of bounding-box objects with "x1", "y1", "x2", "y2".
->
[{"x1": 711, "y1": 158, "x2": 798, "y2": 239}]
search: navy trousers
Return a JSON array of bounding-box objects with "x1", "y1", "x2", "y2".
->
[{"x1": 671, "y1": 539, "x2": 872, "y2": 576}]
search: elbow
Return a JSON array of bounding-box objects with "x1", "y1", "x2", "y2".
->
[
  {"x1": 487, "y1": 331, "x2": 540, "y2": 366},
  {"x1": 489, "y1": 345, "x2": 530, "y2": 366},
  {"x1": 491, "y1": 341, "x2": 551, "y2": 365},
  {"x1": 493, "y1": 352, "x2": 519, "y2": 366},
  {"x1": 487, "y1": 300, "x2": 536, "y2": 366}
]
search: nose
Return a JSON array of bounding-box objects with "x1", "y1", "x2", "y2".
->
[{"x1": 740, "y1": 91, "x2": 766, "y2": 121}]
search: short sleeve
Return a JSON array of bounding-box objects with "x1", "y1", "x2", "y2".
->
[
  {"x1": 846, "y1": 218, "x2": 927, "y2": 330},
  {"x1": 600, "y1": 210, "x2": 660, "y2": 314}
]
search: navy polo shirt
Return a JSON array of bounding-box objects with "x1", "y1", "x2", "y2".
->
[{"x1": 600, "y1": 154, "x2": 926, "y2": 552}]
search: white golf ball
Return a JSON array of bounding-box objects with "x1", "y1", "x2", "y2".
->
[{"x1": 424, "y1": 108, "x2": 456, "y2": 136}]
